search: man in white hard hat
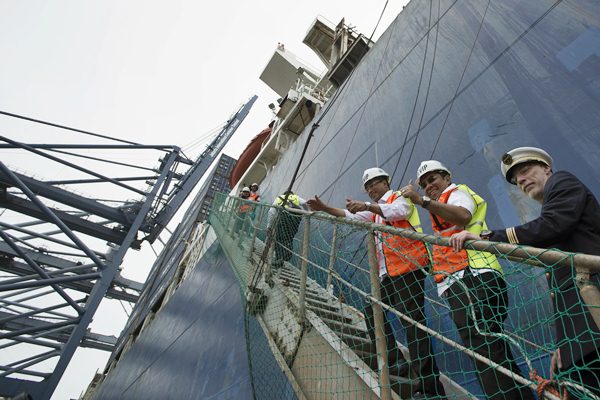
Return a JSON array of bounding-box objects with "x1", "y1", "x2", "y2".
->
[
  {"x1": 249, "y1": 183, "x2": 260, "y2": 202},
  {"x1": 307, "y1": 167, "x2": 446, "y2": 399},
  {"x1": 401, "y1": 160, "x2": 534, "y2": 400},
  {"x1": 451, "y1": 147, "x2": 600, "y2": 398},
  {"x1": 239, "y1": 186, "x2": 251, "y2": 199}
]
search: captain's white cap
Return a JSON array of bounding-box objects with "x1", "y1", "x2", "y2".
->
[{"x1": 501, "y1": 147, "x2": 553, "y2": 184}]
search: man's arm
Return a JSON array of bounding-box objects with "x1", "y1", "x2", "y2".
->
[
  {"x1": 401, "y1": 183, "x2": 471, "y2": 226},
  {"x1": 346, "y1": 199, "x2": 383, "y2": 216},
  {"x1": 493, "y1": 172, "x2": 587, "y2": 246},
  {"x1": 307, "y1": 195, "x2": 346, "y2": 217},
  {"x1": 422, "y1": 200, "x2": 472, "y2": 226},
  {"x1": 374, "y1": 193, "x2": 412, "y2": 221},
  {"x1": 450, "y1": 231, "x2": 481, "y2": 251}
]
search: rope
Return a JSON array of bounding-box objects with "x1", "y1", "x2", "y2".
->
[{"x1": 530, "y1": 369, "x2": 568, "y2": 400}]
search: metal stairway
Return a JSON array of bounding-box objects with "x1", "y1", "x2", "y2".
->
[
  {"x1": 273, "y1": 263, "x2": 415, "y2": 399},
  {"x1": 214, "y1": 207, "x2": 473, "y2": 400}
]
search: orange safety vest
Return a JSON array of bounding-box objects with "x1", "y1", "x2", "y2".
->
[
  {"x1": 429, "y1": 185, "x2": 502, "y2": 283},
  {"x1": 430, "y1": 187, "x2": 470, "y2": 282},
  {"x1": 239, "y1": 198, "x2": 253, "y2": 213},
  {"x1": 248, "y1": 192, "x2": 260, "y2": 202},
  {"x1": 373, "y1": 192, "x2": 429, "y2": 276}
]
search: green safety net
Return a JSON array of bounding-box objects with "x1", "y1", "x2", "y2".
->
[{"x1": 208, "y1": 192, "x2": 600, "y2": 400}]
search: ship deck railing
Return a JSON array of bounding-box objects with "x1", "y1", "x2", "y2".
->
[{"x1": 206, "y1": 192, "x2": 600, "y2": 400}]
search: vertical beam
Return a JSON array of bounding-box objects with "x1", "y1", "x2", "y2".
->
[
  {"x1": 226, "y1": 197, "x2": 237, "y2": 234},
  {"x1": 367, "y1": 231, "x2": 392, "y2": 400},
  {"x1": 326, "y1": 225, "x2": 338, "y2": 292},
  {"x1": 298, "y1": 216, "x2": 310, "y2": 325},
  {"x1": 577, "y1": 268, "x2": 600, "y2": 331},
  {"x1": 248, "y1": 205, "x2": 265, "y2": 259}
]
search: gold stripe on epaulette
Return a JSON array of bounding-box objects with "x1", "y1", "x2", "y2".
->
[{"x1": 506, "y1": 227, "x2": 519, "y2": 244}]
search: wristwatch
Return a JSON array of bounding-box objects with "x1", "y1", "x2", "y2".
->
[
  {"x1": 480, "y1": 230, "x2": 493, "y2": 240},
  {"x1": 421, "y1": 196, "x2": 431, "y2": 209},
  {"x1": 364, "y1": 201, "x2": 371, "y2": 211}
]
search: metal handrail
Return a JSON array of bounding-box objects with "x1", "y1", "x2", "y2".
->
[{"x1": 213, "y1": 194, "x2": 600, "y2": 400}]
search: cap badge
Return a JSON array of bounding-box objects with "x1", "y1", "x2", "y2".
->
[{"x1": 501, "y1": 153, "x2": 513, "y2": 165}]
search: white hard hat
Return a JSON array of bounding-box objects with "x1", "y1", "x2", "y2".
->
[
  {"x1": 362, "y1": 167, "x2": 389, "y2": 187},
  {"x1": 251, "y1": 183, "x2": 259, "y2": 187},
  {"x1": 416, "y1": 160, "x2": 451, "y2": 185},
  {"x1": 501, "y1": 147, "x2": 552, "y2": 184},
  {"x1": 242, "y1": 186, "x2": 251, "y2": 192}
]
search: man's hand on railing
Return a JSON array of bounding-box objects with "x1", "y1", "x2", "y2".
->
[{"x1": 450, "y1": 230, "x2": 481, "y2": 251}]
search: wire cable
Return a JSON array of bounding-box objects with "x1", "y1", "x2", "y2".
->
[
  {"x1": 296, "y1": 0, "x2": 461, "y2": 181},
  {"x1": 430, "y1": 0, "x2": 563, "y2": 157},
  {"x1": 397, "y1": 0, "x2": 442, "y2": 184},
  {"x1": 389, "y1": 0, "x2": 435, "y2": 185},
  {"x1": 0, "y1": 110, "x2": 139, "y2": 145},
  {"x1": 45, "y1": 148, "x2": 157, "y2": 172},
  {"x1": 118, "y1": 300, "x2": 131, "y2": 317},
  {"x1": 430, "y1": 0, "x2": 491, "y2": 158},
  {"x1": 327, "y1": 4, "x2": 400, "y2": 200},
  {"x1": 259, "y1": 0, "x2": 395, "y2": 278},
  {"x1": 368, "y1": 0, "x2": 390, "y2": 43}
]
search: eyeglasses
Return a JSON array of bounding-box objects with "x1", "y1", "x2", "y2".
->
[
  {"x1": 419, "y1": 174, "x2": 441, "y2": 189},
  {"x1": 364, "y1": 179, "x2": 385, "y2": 191}
]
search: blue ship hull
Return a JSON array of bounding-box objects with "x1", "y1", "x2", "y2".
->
[
  {"x1": 91, "y1": 238, "x2": 296, "y2": 399},
  {"x1": 91, "y1": 1, "x2": 600, "y2": 398}
]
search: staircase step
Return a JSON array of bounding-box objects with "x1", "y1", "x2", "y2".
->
[
  {"x1": 283, "y1": 280, "x2": 324, "y2": 296},
  {"x1": 320, "y1": 316, "x2": 368, "y2": 338},
  {"x1": 278, "y1": 268, "x2": 300, "y2": 278},
  {"x1": 337, "y1": 331, "x2": 373, "y2": 350},
  {"x1": 390, "y1": 375, "x2": 417, "y2": 399},
  {"x1": 304, "y1": 297, "x2": 341, "y2": 313},
  {"x1": 277, "y1": 278, "x2": 335, "y2": 305},
  {"x1": 306, "y1": 304, "x2": 354, "y2": 324}
]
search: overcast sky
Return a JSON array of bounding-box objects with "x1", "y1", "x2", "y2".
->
[{"x1": 0, "y1": 1, "x2": 410, "y2": 398}]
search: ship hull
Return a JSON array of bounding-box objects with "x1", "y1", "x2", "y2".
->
[{"x1": 93, "y1": 1, "x2": 600, "y2": 398}]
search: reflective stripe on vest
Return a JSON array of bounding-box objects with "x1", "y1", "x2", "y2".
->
[
  {"x1": 373, "y1": 191, "x2": 429, "y2": 276},
  {"x1": 249, "y1": 193, "x2": 260, "y2": 202},
  {"x1": 430, "y1": 184, "x2": 502, "y2": 283}
]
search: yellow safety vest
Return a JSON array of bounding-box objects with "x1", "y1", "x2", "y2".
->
[{"x1": 430, "y1": 184, "x2": 503, "y2": 282}]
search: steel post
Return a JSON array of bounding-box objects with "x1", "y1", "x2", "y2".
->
[
  {"x1": 248, "y1": 205, "x2": 265, "y2": 259},
  {"x1": 577, "y1": 268, "x2": 600, "y2": 331},
  {"x1": 326, "y1": 225, "x2": 338, "y2": 292},
  {"x1": 298, "y1": 217, "x2": 310, "y2": 325},
  {"x1": 367, "y1": 231, "x2": 392, "y2": 400}
]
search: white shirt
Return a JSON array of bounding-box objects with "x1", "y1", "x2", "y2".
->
[
  {"x1": 435, "y1": 184, "x2": 495, "y2": 296},
  {"x1": 343, "y1": 190, "x2": 412, "y2": 278}
]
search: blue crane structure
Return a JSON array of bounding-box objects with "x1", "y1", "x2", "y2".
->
[{"x1": 0, "y1": 95, "x2": 256, "y2": 399}]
